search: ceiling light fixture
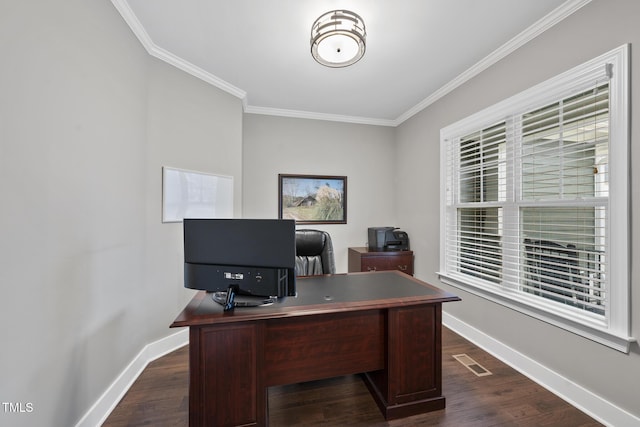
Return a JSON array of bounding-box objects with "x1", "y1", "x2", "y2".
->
[{"x1": 310, "y1": 10, "x2": 366, "y2": 68}]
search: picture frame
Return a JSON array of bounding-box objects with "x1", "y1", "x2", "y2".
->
[
  {"x1": 162, "y1": 167, "x2": 233, "y2": 223},
  {"x1": 278, "y1": 174, "x2": 347, "y2": 224}
]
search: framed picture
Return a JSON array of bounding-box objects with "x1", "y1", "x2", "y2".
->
[
  {"x1": 278, "y1": 174, "x2": 347, "y2": 224},
  {"x1": 162, "y1": 167, "x2": 233, "y2": 223}
]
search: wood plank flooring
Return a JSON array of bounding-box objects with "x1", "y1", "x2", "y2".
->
[{"x1": 103, "y1": 327, "x2": 602, "y2": 426}]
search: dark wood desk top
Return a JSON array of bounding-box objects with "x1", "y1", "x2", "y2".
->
[{"x1": 171, "y1": 270, "x2": 460, "y2": 328}]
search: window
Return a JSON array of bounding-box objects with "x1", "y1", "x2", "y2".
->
[{"x1": 439, "y1": 45, "x2": 631, "y2": 352}]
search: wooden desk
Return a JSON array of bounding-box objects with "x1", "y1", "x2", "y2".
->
[{"x1": 171, "y1": 271, "x2": 460, "y2": 427}]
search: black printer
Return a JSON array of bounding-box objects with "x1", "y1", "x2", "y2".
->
[{"x1": 367, "y1": 227, "x2": 410, "y2": 251}]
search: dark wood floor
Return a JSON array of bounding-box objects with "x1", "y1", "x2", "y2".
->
[{"x1": 103, "y1": 327, "x2": 601, "y2": 426}]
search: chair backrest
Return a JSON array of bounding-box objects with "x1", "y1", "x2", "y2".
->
[
  {"x1": 295, "y1": 229, "x2": 336, "y2": 276},
  {"x1": 523, "y1": 239, "x2": 579, "y2": 299}
]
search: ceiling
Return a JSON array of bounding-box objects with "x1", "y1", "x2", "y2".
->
[{"x1": 113, "y1": 0, "x2": 588, "y2": 126}]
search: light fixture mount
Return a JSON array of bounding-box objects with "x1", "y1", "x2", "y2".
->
[{"x1": 310, "y1": 10, "x2": 366, "y2": 68}]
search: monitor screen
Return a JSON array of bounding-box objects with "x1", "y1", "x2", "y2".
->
[{"x1": 183, "y1": 218, "x2": 296, "y2": 297}]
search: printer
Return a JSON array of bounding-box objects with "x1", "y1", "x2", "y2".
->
[{"x1": 367, "y1": 227, "x2": 410, "y2": 251}]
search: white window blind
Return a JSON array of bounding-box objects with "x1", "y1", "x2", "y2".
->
[
  {"x1": 518, "y1": 84, "x2": 608, "y2": 315},
  {"x1": 440, "y1": 45, "x2": 632, "y2": 352},
  {"x1": 454, "y1": 122, "x2": 506, "y2": 285}
]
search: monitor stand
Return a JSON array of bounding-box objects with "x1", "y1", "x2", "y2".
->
[{"x1": 211, "y1": 285, "x2": 274, "y2": 310}]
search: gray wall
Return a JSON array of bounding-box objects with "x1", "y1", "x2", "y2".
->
[
  {"x1": 396, "y1": 0, "x2": 640, "y2": 418},
  {"x1": 143, "y1": 57, "x2": 243, "y2": 342},
  {"x1": 0, "y1": 1, "x2": 242, "y2": 426},
  {"x1": 242, "y1": 114, "x2": 397, "y2": 273}
]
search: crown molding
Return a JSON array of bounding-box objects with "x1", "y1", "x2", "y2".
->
[
  {"x1": 112, "y1": 0, "x2": 591, "y2": 128},
  {"x1": 244, "y1": 105, "x2": 397, "y2": 127},
  {"x1": 395, "y1": 0, "x2": 592, "y2": 125},
  {"x1": 149, "y1": 44, "x2": 247, "y2": 100},
  {"x1": 110, "y1": 0, "x2": 154, "y2": 49},
  {"x1": 110, "y1": 0, "x2": 246, "y2": 100}
]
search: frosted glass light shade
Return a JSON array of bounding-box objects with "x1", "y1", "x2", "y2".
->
[{"x1": 311, "y1": 10, "x2": 366, "y2": 68}]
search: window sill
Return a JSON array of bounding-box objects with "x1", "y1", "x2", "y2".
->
[{"x1": 438, "y1": 272, "x2": 635, "y2": 353}]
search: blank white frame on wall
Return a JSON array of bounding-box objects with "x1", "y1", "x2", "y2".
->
[{"x1": 162, "y1": 167, "x2": 233, "y2": 223}]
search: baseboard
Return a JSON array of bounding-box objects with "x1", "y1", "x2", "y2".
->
[
  {"x1": 74, "y1": 328, "x2": 189, "y2": 427},
  {"x1": 442, "y1": 312, "x2": 640, "y2": 427}
]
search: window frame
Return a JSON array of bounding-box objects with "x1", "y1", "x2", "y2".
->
[{"x1": 439, "y1": 44, "x2": 632, "y2": 353}]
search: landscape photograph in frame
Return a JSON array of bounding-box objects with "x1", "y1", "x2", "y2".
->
[{"x1": 278, "y1": 174, "x2": 347, "y2": 224}]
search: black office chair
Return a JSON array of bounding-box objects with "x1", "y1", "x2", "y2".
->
[
  {"x1": 523, "y1": 239, "x2": 581, "y2": 302},
  {"x1": 295, "y1": 229, "x2": 336, "y2": 276}
]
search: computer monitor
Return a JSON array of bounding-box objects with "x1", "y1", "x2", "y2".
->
[{"x1": 183, "y1": 218, "x2": 296, "y2": 298}]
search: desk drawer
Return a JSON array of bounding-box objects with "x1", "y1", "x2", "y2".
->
[
  {"x1": 360, "y1": 253, "x2": 413, "y2": 274},
  {"x1": 349, "y1": 247, "x2": 414, "y2": 275},
  {"x1": 264, "y1": 310, "x2": 385, "y2": 386}
]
